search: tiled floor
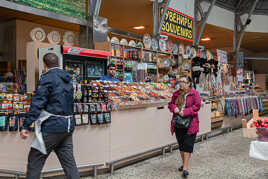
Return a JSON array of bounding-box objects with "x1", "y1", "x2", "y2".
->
[{"x1": 83, "y1": 129, "x2": 268, "y2": 179}]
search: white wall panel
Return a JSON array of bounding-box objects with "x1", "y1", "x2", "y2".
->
[
  {"x1": 169, "y1": 0, "x2": 194, "y2": 17},
  {"x1": 246, "y1": 15, "x2": 268, "y2": 33}
]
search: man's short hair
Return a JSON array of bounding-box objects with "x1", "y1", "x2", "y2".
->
[
  {"x1": 107, "y1": 64, "x2": 116, "y2": 69},
  {"x1": 43, "y1": 53, "x2": 59, "y2": 68}
]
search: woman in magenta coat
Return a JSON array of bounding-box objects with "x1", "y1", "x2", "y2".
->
[{"x1": 168, "y1": 75, "x2": 201, "y2": 178}]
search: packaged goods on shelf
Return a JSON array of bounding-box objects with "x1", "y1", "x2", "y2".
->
[{"x1": 0, "y1": 93, "x2": 32, "y2": 132}]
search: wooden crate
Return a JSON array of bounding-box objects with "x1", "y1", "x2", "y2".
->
[{"x1": 211, "y1": 120, "x2": 223, "y2": 130}]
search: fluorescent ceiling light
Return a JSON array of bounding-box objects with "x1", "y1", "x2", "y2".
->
[
  {"x1": 201, "y1": 37, "x2": 211, "y2": 41},
  {"x1": 133, "y1": 26, "x2": 145, "y2": 30}
]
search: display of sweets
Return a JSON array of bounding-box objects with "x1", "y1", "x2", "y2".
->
[
  {"x1": 80, "y1": 81, "x2": 109, "y2": 103},
  {"x1": 65, "y1": 63, "x2": 83, "y2": 82},
  {"x1": 0, "y1": 93, "x2": 32, "y2": 132},
  {"x1": 72, "y1": 81, "x2": 112, "y2": 126},
  {"x1": 0, "y1": 82, "x2": 19, "y2": 93},
  {"x1": 88, "y1": 81, "x2": 173, "y2": 105},
  {"x1": 0, "y1": 93, "x2": 31, "y2": 113},
  {"x1": 0, "y1": 112, "x2": 34, "y2": 132},
  {"x1": 73, "y1": 102, "x2": 112, "y2": 126}
]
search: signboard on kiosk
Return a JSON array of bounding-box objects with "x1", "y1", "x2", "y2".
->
[
  {"x1": 216, "y1": 49, "x2": 228, "y2": 64},
  {"x1": 160, "y1": 7, "x2": 194, "y2": 42}
]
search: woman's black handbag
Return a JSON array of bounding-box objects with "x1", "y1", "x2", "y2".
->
[{"x1": 173, "y1": 114, "x2": 192, "y2": 129}]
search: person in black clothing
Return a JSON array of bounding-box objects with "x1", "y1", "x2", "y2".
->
[{"x1": 20, "y1": 53, "x2": 80, "y2": 179}]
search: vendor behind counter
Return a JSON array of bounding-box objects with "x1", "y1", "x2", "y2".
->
[{"x1": 100, "y1": 64, "x2": 118, "y2": 82}]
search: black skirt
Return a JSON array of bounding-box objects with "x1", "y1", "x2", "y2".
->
[{"x1": 174, "y1": 127, "x2": 197, "y2": 153}]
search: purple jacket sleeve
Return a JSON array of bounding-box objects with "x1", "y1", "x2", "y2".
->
[
  {"x1": 168, "y1": 93, "x2": 177, "y2": 113},
  {"x1": 183, "y1": 91, "x2": 201, "y2": 117}
]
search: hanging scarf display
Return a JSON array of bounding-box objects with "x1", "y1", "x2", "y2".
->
[
  {"x1": 224, "y1": 96, "x2": 263, "y2": 117},
  {"x1": 211, "y1": 74, "x2": 217, "y2": 90}
]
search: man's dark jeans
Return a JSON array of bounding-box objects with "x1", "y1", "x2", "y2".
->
[{"x1": 26, "y1": 132, "x2": 80, "y2": 179}]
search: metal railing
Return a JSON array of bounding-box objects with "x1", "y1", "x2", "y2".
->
[
  {"x1": 0, "y1": 169, "x2": 25, "y2": 179},
  {"x1": 41, "y1": 163, "x2": 104, "y2": 178},
  {"x1": 0, "y1": 162, "x2": 104, "y2": 178},
  {"x1": 106, "y1": 144, "x2": 172, "y2": 175}
]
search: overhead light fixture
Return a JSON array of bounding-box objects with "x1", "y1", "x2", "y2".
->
[
  {"x1": 201, "y1": 37, "x2": 211, "y2": 41},
  {"x1": 133, "y1": 26, "x2": 145, "y2": 30}
]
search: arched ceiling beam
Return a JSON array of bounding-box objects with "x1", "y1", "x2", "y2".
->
[{"x1": 193, "y1": 0, "x2": 217, "y2": 47}]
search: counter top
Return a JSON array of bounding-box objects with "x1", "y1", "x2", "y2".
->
[
  {"x1": 115, "y1": 100, "x2": 211, "y2": 111},
  {"x1": 115, "y1": 101, "x2": 169, "y2": 111}
]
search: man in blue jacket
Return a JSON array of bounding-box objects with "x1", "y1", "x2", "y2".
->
[
  {"x1": 20, "y1": 53, "x2": 80, "y2": 179},
  {"x1": 100, "y1": 64, "x2": 118, "y2": 82}
]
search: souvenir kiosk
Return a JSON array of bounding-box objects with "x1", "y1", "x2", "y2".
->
[{"x1": 0, "y1": 42, "x2": 211, "y2": 177}]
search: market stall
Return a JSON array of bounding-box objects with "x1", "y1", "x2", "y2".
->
[
  {"x1": 108, "y1": 34, "x2": 268, "y2": 130},
  {"x1": 0, "y1": 42, "x2": 211, "y2": 175},
  {"x1": 2, "y1": 33, "x2": 266, "y2": 173},
  {"x1": 0, "y1": 102, "x2": 210, "y2": 174},
  {"x1": 0, "y1": 0, "x2": 267, "y2": 177}
]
